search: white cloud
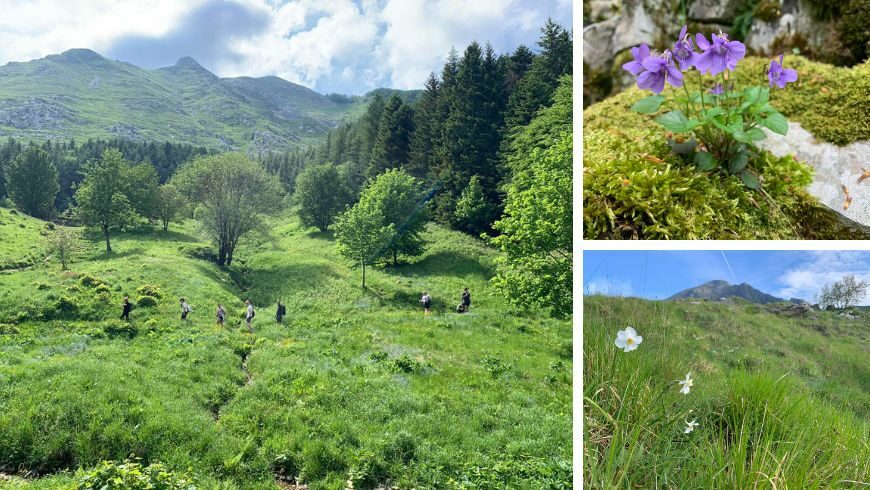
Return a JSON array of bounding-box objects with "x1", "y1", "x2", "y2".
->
[
  {"x1": 0, "y1": 0, "x2": 572, "y2": 94},
  {"x1": 586, "y1": 279, "x2": 634, "y2": 298},
  {"x1": 774, "y1": 251, "x2": 870, "y2": 304}
]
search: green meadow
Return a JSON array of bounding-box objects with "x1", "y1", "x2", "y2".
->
[
  {"x1": 0, "y1": 206, "x2": 572, "y2": 489},
  {"x1": 584, "y1": 294, "x2": 869, "y2": 488}
]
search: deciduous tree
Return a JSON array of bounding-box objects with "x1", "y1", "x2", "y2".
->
[
  {"x1": 73, "y1": 148, "x2": 136, "y2": 253},
  {"x1": 4, "y1": 144, "x2": 59, "y2": 219},
  {"x1": 334, "y1": 199, "x2": 394, "y2": 288},
  {"x1": 294, "y1": 164, "x2": 352, "y2": 232}
]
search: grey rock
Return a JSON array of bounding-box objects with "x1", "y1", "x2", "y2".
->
[
  {"x1": 757, "y1": 122, "x2": 870, "y2": 227},
  {"x1": 588, "y1": 0, "x2": 620, "y2": 23},
  {"x1": 107, "y1": 122, "x2": 144, "y2": 142},
  {"x1": 689, "y1": 0, "x2": 742, "y2": 23},
  {"x1": 583, "y1": 18, "x2": 619, "y2": 70},
  {"x1": 0, "y1": 97, "x2": 73, "y2": 129},
  {"x1": 746, "y1": 0, "x2": 827, "y2": 55},
  {"x1": 611, "y1": 1, "x2": 656, "y2": 55}
]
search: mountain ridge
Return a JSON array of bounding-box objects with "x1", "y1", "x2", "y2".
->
[
  {"x1": 0, "y1": 48, "x2": 420, "y2": 153},
  {"x1": 667, "y1": 280, "x2": 786, "y2": 304}
]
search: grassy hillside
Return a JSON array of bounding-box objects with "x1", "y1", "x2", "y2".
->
[
  {"x1": 0, "y1": 207, "x2": 48, "y2": 271},
  {"x1": 0, "y1": 208, "x2": 571, "y2": 489},
  {"x1": 0, "y1": 49, "x2": 418, "y2": 152},
  {"x1": 584, "y1": 295, "x2": 869, "y2": 488}
]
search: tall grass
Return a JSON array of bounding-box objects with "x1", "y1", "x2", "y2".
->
[{"x1": 584, "y1": 295, "x2": 869, "y2": 488}]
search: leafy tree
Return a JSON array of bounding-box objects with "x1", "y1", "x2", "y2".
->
[
  {"x1": 44, "y1": 228, "x2": 83, "y2": 270},
  {"x1": 123, "y1": 162, "x2": 160, "y2": 221},
  {"x1": 172, "y1": 153, "x2": 283, "y2": 266},
  {"x1": 74, "y1": 148, "x2": 137, "y2": 253},
  {"x1": 362, "y1": 169, "x2": 428, "y2": 265},
  {"x1": 294, "y1": 164, "x2": 352, "y2": 232},
  {"x1": 155, "y1": 184, "x2": 184, "y2": 231},
  {"x1": 334, "y1": 198, "x2": 394, "y2": 288},
  {"x1": 491, "y1": 78, "x2": 572, "y2": 318},
  {"x1": 818, "y1": 275, "x2": 868, "y2": 309},
  {"x1": 4, "y1": 144, "x2": 59, "y2": 219},
  {"x1": 454, "y1": 175, "x2": 494, "y2": 235},
  {"x1": 368, "y1": 95, "x2": 415, "y2": 177}
]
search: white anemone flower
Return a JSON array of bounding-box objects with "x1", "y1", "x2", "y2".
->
[
  {"x1": 684, "y1": 419, "x2": 699, "y2": 433},
  {"x1": 679, "y1": 372, "x2": 694, "y2": 394},
  {"x1": 615, "y1": 327, "x2": 643, "y2": 352}
]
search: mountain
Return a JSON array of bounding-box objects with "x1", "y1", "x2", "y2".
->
[
  {"x1": 667, "y1": 280, "x2": 785, "y2": 304},
  {"x1": 0, "y1": 49, "x2": 419, "y2": 152}
]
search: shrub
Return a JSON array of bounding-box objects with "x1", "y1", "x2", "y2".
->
[
  {"x1": 383, "y1": 431, "x2": 417, "y2": 465},
  {"x1": 348, "y1": 450, "x2": 388, "y2": 488},
  {"x1": 142, "y1": 318, "x2": 163, "y2": 334},
  {"x1": 183, "y1": 245, "x2": 218, "y2": 263},
  {"x1": 49, "y1": 296, "x2": 79, "y2": 319},
  {"x1": 79, "y1": 274, "x2": 104, "y2": 288},
  {"x1": 102, "y1": 320, "x2": 137, "y2": 338},
  {"x1": 136, "y1": 295, "x2": 158, "y2": 308},
  {"x1": 73, "y1": 459, "x2": 195, "y2": 489},
  {"x1": 391, "y1": 355, "x2": 422, "y2": 374},
  {"x1": 136, "y1": 284, "x2": 162, "y2": 298},
  {"x1": 94, "y1": 284, "x2": 111, "y2": 295},
  {"x1": 0, "y1": 323, "x2": 19, "y2": 335},
  {"x1": 481, "y1": 356, "x2": 511, "y2": 378}
]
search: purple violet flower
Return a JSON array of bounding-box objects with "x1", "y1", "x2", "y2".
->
[
  {"x1": 709, "y1": 83, "x2": 724, "y2": 95},
  {"x1": 768, "y1": 54, "x2": 798, "y2": 88},
  {"x1": 637, "y1": 51, "x2": 683, "y2": 94},
  {"x1": 622, "y1": 44, "x2": 651, "y2": 76},
  {"x1": 672, "y1": 25, "x2": 697, "y2": 71},
  {"x1": 694, "y1": 32, "x2": 746, "y2": 76}
]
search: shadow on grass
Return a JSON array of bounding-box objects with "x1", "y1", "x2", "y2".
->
[
  {"x1": 89, "y1": 247, "x2": 146, "y2": 261},
  {"x1": 397, "y1": 250, "x2": 495, "y2": 279},
  {"x1": 228, "y1": 262, "x2": 343, "y2": 304},
  {"x1": 305, "y1": 229, "x2": 336, "y2": 241}
]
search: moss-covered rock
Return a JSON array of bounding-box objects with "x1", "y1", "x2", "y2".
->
[{"x1": 584, "y1": 56, "x2": 870, "y2": 239}]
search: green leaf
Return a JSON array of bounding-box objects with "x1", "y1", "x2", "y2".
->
[
  {"x1": 694, "y1": 151, "x2": 717, "y2": 171},
  {"x1": 758, "y1": 111, "x2": 788, "y2": 135},
  {"x1": 728, "y1": 151, "x2": 749, "y2": 174},
  {"x1": 740, "y1": 171, "x2": 761, "y2": 189},
  {"x1": 733, "y1": 127, "x2": 767, "y2": 143},
  {"x1": 630, "y1": 95, "x2": 666, "y2": 114},
  {"x1": 655, "y1": 111, "x2": 692, "y2": 132},
  {"x1": 704, "y1": 108, "x2": 726, "y2": 119}
]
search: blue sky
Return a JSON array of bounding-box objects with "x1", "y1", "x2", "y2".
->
[
  {"x1": 0, "y1": 0, "x2": 572, "y2": 94},
  {"x1": 583, "y1": 251, "x2": 870, "y2": 304}
]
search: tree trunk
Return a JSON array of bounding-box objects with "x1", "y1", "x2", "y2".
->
[
  {"x1": 103, "y1": 225, "x2": 111, "y2": 253},
  {"x1": 361, "y1": 260, "x2": 366, "y2": 288},
  {"x1": 218, "y1": 245, "x2": 227, "y2": 266},
  {"x1": 393, "y1": 249, "x2": 397, "y2": 266},
  {"x1": 226, "y1": 247, "x2": 234, "y2": 266},
  {"x1": 162, "y1": 220, "x2": 169, "y2": 231}
]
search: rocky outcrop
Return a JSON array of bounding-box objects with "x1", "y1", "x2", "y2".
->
[
  {"x1": 0, "y1": 97, "x2": 73, "y2": 129},
  {"x1": 107, "y1": 122, "x2": 144, "y2": 142},
  {"x1": 745, "y1": 0, "x2": 827, "y2": 55},
  {"x1": 688, "y1": 0, "x2": 742, "y2": 23},
  {"x1": 758, "y1": 122, "x2": 870, "y2": 228}
]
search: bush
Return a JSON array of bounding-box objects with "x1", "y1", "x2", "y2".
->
[
  {"x1": 0, "y1": 323, "x2": 19, "y2": 335},
  {"x1": 73, "y1": 459, "x2": 195, "y2": 489},
  {"x1": 49, "y1": 296, "x2": 79, "y2": 319},
  {"x1": 102, "y1": 320, "x2": 137, "y2": 338},
  {"x1": 348, "y1": 450, "x2": 388, "y2": 488},
  {"x1": 136, "y1": 295, "x2": 158, "y2": 308},
  {"x1": 481, "y1": 356, "x2": 511, "y2": 378},
  {"x1": 391, "y1": 355, "x2": 422, "y2": 374},
  {"x1": 94, "y1": 284, "x2": 111, "y2": 295},
  {"x1": 79, "y1": 274, "x2": 104, "y2": 288},
  {"x1": 183, "y1": 245, "x2": 218, "y2": 263},
  {"x1": 142, "y1": 318, "x2": 164, "y2": 334},
  {"x1": 136, "y1": 284, "x2": 162, "y2": 298}
]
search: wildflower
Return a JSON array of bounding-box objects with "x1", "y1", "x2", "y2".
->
[
  {"x1": 621, "y1": 43, "x2": 651, "y2": 76},
  {"x1": 768, "y1": 54, "x2": 798, "y2": 89},
  {"x1": 684, "y1": 419, "x2": 699, "y2": 433},
  {"x1": 672, "y1": 25, "x2": 697, "y2": 71},
  {"x1": 637, "y1": 51, "x2": 684, "y2": 94},
  {"x1": 709, "y1": 83, "x2": 724, "y2": 95},
  {"x1": 615, "y1": 327, "x2": 643, "y2": 352},
  {"x1": 679, "y1": 372, "x2": 693, "y2": 394},
  {"x1": 694, "y1": 32, "x2": 745, "y2": 76}
]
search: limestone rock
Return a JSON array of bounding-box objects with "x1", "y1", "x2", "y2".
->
[
  {"x1": 758, "y1": 122, "x2": 870, "y2": 227},
  {"x1": 689, "y1": 0, "x2": 742, "y2": 23},
  {"x1": 588, "y1": 0, "x2": 619, "y2": 23},
  {"x1": 583, "y1": 18, "x2": 619, "y2": 71}
]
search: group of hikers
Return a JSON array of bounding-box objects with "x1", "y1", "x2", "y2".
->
[
  {"x1": 118, "y1": 287, "x2": 471, "y2": 327},
  {"x1": 420, "y1": 287, "x2": 471, "y2": 315}
]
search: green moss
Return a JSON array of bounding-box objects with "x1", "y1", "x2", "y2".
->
[
  {"x1": 753, "y1": 0, "x2": 782, "y2": 22},
  {"x1": 583, "y1": 64, "x2": 870, "y2": 239}
]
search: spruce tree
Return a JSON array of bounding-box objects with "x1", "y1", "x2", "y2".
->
[
  {"x1": 368, "y1": 95, "x2": 415, "y2": 178},
  {"x1": 408, "y1": 73, "x2": 440, "y2": 180}
]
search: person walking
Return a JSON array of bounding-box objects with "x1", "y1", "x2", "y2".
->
[
  {"x1": 276, "y1": 300, "x2": 286, "y2": 324},
  {"x1": 420, "y1": 291, "x2": 432, "y2": 315},
  {"x1": 120, "y1": 296, "x2": 132, "y2": 321},
  {"x1": 461, "y1": 287, "x2": 471, "y2": 312},
  {"x1": 245, "y1": 300, "x2": 255, "y2": 331},
  {"x1": 216, "y1": 303, "x2": 226, "y2": 327},
  {"x1": 180, "y1": 298, "x2": 192, "y2": 321}
]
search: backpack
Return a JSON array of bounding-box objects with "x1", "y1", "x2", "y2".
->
[{"x1": 251, "y1": 308, "x2": 255, "y2": 318}]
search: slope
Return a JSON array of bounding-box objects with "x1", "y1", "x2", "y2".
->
[
  {"x1": 0, "y1": 49, "x2": 414, "y2": 152},
  {"x1": 0, "y1": 209, "x2": 571, "y2": 488},
  {"x1": 584, "y1": 294, "x2": 869, "y2": 488},
  {"x1": 667, "y1": 280, "x2": 785, "y2": 304}
]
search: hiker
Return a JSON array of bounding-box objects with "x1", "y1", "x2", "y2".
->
[
  {"x1": 216, "y1": 303, "x2": 226, "y2": 327},
  {"x1": 180, "y1": 298, "x2": 192, "y2": 320},
  {"x1": 120, "y1": 296, "x2": 132, "y2": 321},
  {"x1": 245, "y1": 300, "x2": 255, "y2": 330},
  {"x1": 457, "y1": 287, "x2": 471, "y2": 313},
  {"x1": 276, "y1": 300, "x2": 286, "y2": 324},
  {"x1": 420, "y1": 291, "x2": 432, "y2": 315}
]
